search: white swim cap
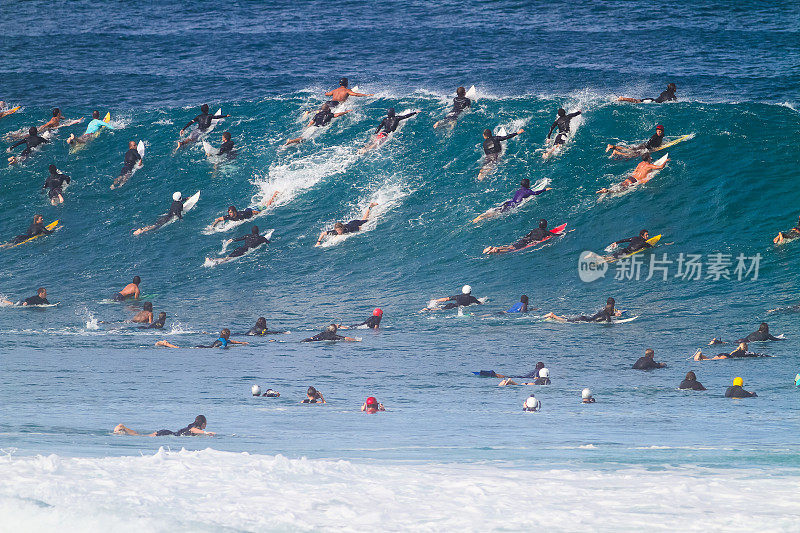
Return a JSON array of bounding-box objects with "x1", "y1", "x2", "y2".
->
[
  {"x1": 524, "y1": 395, "x2": 540, "y2": 411},
  {"x1": 462, "y1": 285, "x2": 472, "y2": 294},
  {"x1": 582, "y1": 388, "x2": 592, "y2": 399},
  {"x1": 173, "y1": 191, "x2": 182, "y2": 201},
  {"x1": 540, "y1": 368, "x2": 550, "y2": 378},
  {"x1": 251, "y1": 384, "x2": 262, "y2": 396}
]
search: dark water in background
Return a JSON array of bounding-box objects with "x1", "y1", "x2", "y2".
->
[{"x1": 0, "y1": 1, "x2": 799, "y2": 468}]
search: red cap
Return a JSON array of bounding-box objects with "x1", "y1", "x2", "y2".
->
[
  {"x1": 656, "y1": 124, "x2": 664, "y2": 130},
  {"x1": 373, "y1": 308, "x2": 383, "y2": 317},
  {"x1": 366, "y1": 397, "x2": 377, "y2": 405}
]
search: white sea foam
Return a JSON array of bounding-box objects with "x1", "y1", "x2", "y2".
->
[{"x1": 0, "y1": 448, "x2": 798, "y2": 532}]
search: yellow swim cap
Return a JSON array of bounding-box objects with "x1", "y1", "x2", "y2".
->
[{"x1": 733, "y1": 377, "x2": 744, "y2": 387}]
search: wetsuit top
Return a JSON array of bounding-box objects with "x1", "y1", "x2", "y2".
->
[
  {"x1": 168, "y1": 200, "x2": 184, "y2": 220},
  {"x1": 42, "y1": 171, "x2": 70, "y2": 191},
  {"x1": 123, "y1": 148, "x2": 141, "y2": 168},
  {"x1": 224, "y1": 208, "x2": 254, "y2": 222},
  {"x1": 326, "y1": 219, "x2": 366, "y2": 236},
  {"x1": 615, "y1": 235, "x2": 652, "y2": 253},
  {"x1": 174, "y1": 422, "x2": 201, "y2": 436},
  {"x1": 483, "y1": 132, "x2": 518, "y2": 155},
  {"x1": 140, "y1": 317, "x2": 166, "y2": 329},
  {"x1": 547, "y1": 111, "x2": 581, "y2": 138},
  {"x1": 353, "y1": 315, "x2": 381, "y2": 329},
  {"x1": 518, "y1": 228, "x2": 555, "y2": 246},
  {"x1": 23, "y1": 295, "x2": 50, "y2": 305},
  {"x1": 644, "y1": 134, "x2": 663, "y2": 151},
  {"x1": 11, "y1": 133, "x2": 50, "y2": 151},
  {"x1": 679, "y1": 379, "x2": 706, "y2": 391},
  {"x1": 210, "y1": 337, "x2": 228, "y2": 348},
  {"x1": 725, "y1": 385, "x2": 757, "y2": 398},
  {"x1": 312, "y1": 108, "x2": 334, "y2": 127},
  {"x1": 506, "y1": 302, "x2": 528, "y2": 313},
  {"x1": 633, "y1": 357, "x2": 662, "y2": 370},
  {"x1": 449, "y1": 96, "x2": 471, "y2": 116},
  {"x1": 582, "y1": 306, "x2": 615, "y2": 322},
  {"x1": 232, "y1": 232, "x2": 269, "y2": 249},
  {"x1": 654, "y1": 88, "x2": 677, "y2": 103},
  {"x1": 724, "y1": 348, "x2": 765, "y2": 358},
  {"x1": 301, "y1": 397, "x2": 321, "y2": 403},
  {"x1": 23, "y1": 221, "x2": 52, "y2": 238},
  {"x1": 218, "y1": 139, "x2": 235, "y2": 155},
  {"x1": 448, "y1": 294, "x2": 481, "y2": 306},
  {"x1": 302, "y1": 331, "x2": 345, "y2": 342},
  {"x1": 183, "y1": 112, "x2": 225, "y2": 132},
  {"x1": 738, "y1": 331, "x2": 782, "y2": 342},
  {"x1": 375, "y1": 112, "x2": 418, "y2": 134},
  {"x1": 246, "y1": 327, "x2": 285, "y2": 336},
  {"x1": 533, "y1": 376, "x2": 551, "y2": 385},
  {"x1": 83, "y1": 118, "x2": 115, "y2": 135}
]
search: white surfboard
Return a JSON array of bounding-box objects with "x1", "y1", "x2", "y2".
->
[
  {"x1": 465, "y1": 85, "x2": 477, "y2": 101},
  {"x1": 161, "y1": 190, "x2": 201, "y2": 228},
  {"x1": 137, "y1": 140, "x2": 145, "y2": 158},
  {"x1": 203, "y1": 140, "x2": 219, "y2": 156},
  {"x1": 207, "y1": 108, "x2": 224, "y2": 134}
]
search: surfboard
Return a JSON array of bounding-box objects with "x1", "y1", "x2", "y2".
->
[
  {"x1": 465, "y1": 85, "x2": 477, "y2": 100},
  {"x1": 208, "y1": 108, "x2": 223, "y2": 133},
  {"x1": 605, "y1": 234, "x2": 662, "y2": 263},
  {"x1": 472, "y1": 178, "x2": 551, "y2": 224},
  {"x1": 202, "y1": 140, "x2": 219, "y2": 156},
  {"x1": 597, "y1": 154, "x2": 669, "y2": 199},
  {"x1": 4, "y1": 221, "x2": 60, "y2": 248},
  {"x1": 651, "y1": 134, "x2": 693, "y2": 152},
  {"x1": 485, "y1": 223, "x2": 567, "y2": 254}
]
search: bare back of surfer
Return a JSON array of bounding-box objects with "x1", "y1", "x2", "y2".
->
[
  {"x1": 322, "y1": 78, "x2": 372, "y2": 109},
  {"x1": 596, "y1": 153, "x2": 669, "y2": 194}
]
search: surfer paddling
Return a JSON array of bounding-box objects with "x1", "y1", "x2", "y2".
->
[
  {"x1": 320, "y1": 77, "x2": 372, "y2": 109},
  {"x1": 66, "y1": 110, "x2": 115, "y2": 145},
  {"x1": 176, "y1": 104, "x2": 229, "y2": 149},
  {"x1": 285, "y1": 104, "x2": 351, "y2": 145},
  {"x1": 605, "y1": 124, "x2": 665, "y2": 159},
  {"x1": 361, "y1": 108, "x2": 419, "y2": 153},
  {"x1": 596, "y1": 153, "x2": 669, "y2": 194},
  {"x1": 478, "y1": 127, "x2": 524, "y2": 180},
  {"x1": 618, "y1": 83, "x2": 677, "y2": 104},
  {"x1": 315, "y1": 203, "x2": 378, "y2": 246},
  {"x1": 133, "y1": 192, "x2": 185, "y2": 235},
  {"x1": 433, "y1": 86, "x2": 472, "y2": 129},
  {"x1": 774, "y1": 215, "x2": 800, "y2": 244},
  {"x1": 482, "y1": 219, "x2": 560, "y2": 254}
]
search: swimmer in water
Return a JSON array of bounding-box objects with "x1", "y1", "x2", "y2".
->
[
  {"x1": 7, "y1": 127, "x2": 50, "y2": 164},
  {"x1": 693, "y1": 342, "x2": 766, "y2": 360},
  {"x1": 543, "y1": 297, "x2": 622, "y2": 323},
  {"x1": 315, "y1": 203, "x2": 378, "y2": 246},
  {"x1": 139, "y1": 312, "x2": 167, "y2": 330},
  {"x1": 113, "y1": 276, "x2": 141, "y2": 301},
  {"x1": 605, "y1": 124, "x2": 665, "y2": 159},
  {"x1": 41, "y1": 165, "x2": 71, "y2": 205},
  {"x1": 3, "y1": 214, "x2": 53, "y2": 246},
  {"x1": 773, "y1": 215, "x2": 800, "y2": 244},
  {"x1": 478, "y1": 127, "x2": 525, "y2": 180},
  {"x1": 361, "y1": 108, "x2": 419, "y2": 152},
  {"x1": 0, "y1": 287, "x2": 50, "y2": 307},
  {"x1": 216, "y1": 131, "x2": 237, "y2": 158},
  {"x1": 632, "y1": 348, "x2": 667, "y2": 370},
  {"x1": 133, "y1": 192, "x2": 185, "y2": 235},
  {"x1": 361, "y1": 396, "x2": 386, "y2": 413},
  {"x1": 66, "y1": 110, "x2": 116, "y2": 145},
  {"x1": 433, "y1": 86, "x2": 472, "y2": 129},
  {"x1": 302, "y1": 386, "x2": 325, "y2": 404},
  {"x1": 483, "y1": 219, "x2": 560, "y2": 254},
  {"x1": 246, "y1": 317, "x2": 288, "y2": 336},
  {"x1": 609, "y1": 230, "x2": 654, "y2": 258},
  {"x1": 339, "y1": 308, "x2": 383, "y2": 330},
  {"x1": 679, "y1": 371, "x2": 706, "y2": 391},
  {"x1": 523, "y1": 394, "x2": 541, "y2": 412},
  {"x1": 725, "y1": 377, "x2": 757, "y2": 398},
  {"x1": 618, "y1": 83, "x2": 678, "y2": 104},
  {"x1": 132, "y1": 301, "x2": 153, "y2": 324},
  {"x1": 737, "y1": 322, "x2": 785, "y2": 342},
  {"x1": 596, "y1": 153, "x2": 669, "y2": 194},
  {"x1": 285, "y1": 104, "x2": 352, "y2": 145},
  {"x1": 176, "y1": 104, "x2": 230, "y2": 149},
  {"x1": 504, "y1": 295, "x2": 530, "y2": 314},
  {"x1": 301, "y1": 324, "x2": 358, "y2": 342},
  {"x1": 424, "y1": 285, "x2": 483, "y2": 311},
  {"x1": 114, "y1": 415, "x2": 214, "y2": 436},
  {"x1": 581, "y1": 388, "x2": 596, "y2": 403}
]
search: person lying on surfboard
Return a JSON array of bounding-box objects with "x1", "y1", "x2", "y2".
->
[
  {"x1": 482, "y1": 219, "x2": 558, "y2": 254},
  {"x1": 0, "y1": 287, "x2": 50, "y2": 307},
  {"x1": 133, "y1": 192, "x2": 184, "y2": 235},
  {"x1": 176, "y1": 104, "x2": 230, "y2": 149},
  {"x1": 609, "y1": 229, "x2": 653, "y2": 258},
  {"x1": 606, "y1": 124, "x2": 665, "y2": 158},
  {"x1": 543, "y1": 297, "x2": 622, "y2": 323},
  {"x1": 547, "y1": 108, "x2": 581, "y2": 146},
  {"x1": 433, "y1": 86, "x2": 472, "y2": 129},
  {"x1": 773, "y1": 215, "x2": 800, "y2": 244},
  {"x1": 211, "y1": 205, "x2": 261, "y2": 227},
  {"x1": 215, "y1": 131, "x2": 236, "y2": 157},
  {"x1": 4, "y1": 214, "x2": 53, "y2": 246},
  {"x1": 596, "y1": 153, "x2": 669, "y2": 194},
  {"x1": 361, "y1": 108, "x2": 419, "y2": 152},
  {"x1": 66, "y1": 110, "x2": 115, "y2": 145},
  {"x1": 617, "y1": 83, "x2": 677, "y2": 104},
  {"x1": 7, "y1": 127, "x2": 50, "y2": 164},
  {"x1": 315, "y1": 202, "x2": 378, "y2": 246},
  {"x1": 285, "y1": 104, "x2": 351, "y2": 145},
  {"x1": 478, "y1": 127, "x2": 524, "y2": 180},
  {"x1": 321, "y1": 77, "x2": 372, "y2": 110},
  {"x1": 422, "y1": 285, "x2": 483, "y2": 311},
  {"x1": 500, "y1": 178, "x2": 551, "y2": 212},
  {"x1": 42, "y1": 165, "x2": 71, "y2": 205}
]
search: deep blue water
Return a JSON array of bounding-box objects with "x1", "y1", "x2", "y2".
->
[{"x1": 0, "y1": 1, "x2": 799, "y2": 470}]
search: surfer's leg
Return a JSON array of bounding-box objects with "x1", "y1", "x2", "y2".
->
[
  {"x1": 228, "y1": 245, "x2": 248, "y2": 258},
  {"x1": 616, "y1": 97, "x2": 643, "y2": 103}
]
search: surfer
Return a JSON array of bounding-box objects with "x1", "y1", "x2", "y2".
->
[
  {"x1": 5, "y1": 214, "x2": 53, "y2": 245},
  {"x1": 505, "y1": 295, "x2": 529, "y2": 313},
  {"x1": 773, "y1": 215, "x2": 800, "y2": 244},
  {"x1": 176, "y1": 104, "x2": 230, "y2": 149},
  {"x1": 301, "y1": 324, "x2": 359, "y2": 342},
  {"x1": 478, "y1": 127, "x2": 524, "y2": 180},
  {"x1": 618, "y1": 83, "x2": 678, "y2": 104},
  {"x1": 339, "y1": 308, "x2": 383, "y2": 329},
  {"x1": 66, "y1": 110, "x2": 115, "y2": 145},
  {"x1": 139, "y1": 312, "x2": 167, "y2": 329},
  {"x1": 482, "y1": 219, "x2": 559, "y2": 254},
  {"x1": 361, "y1": 108, "x2": 419, "y2": 152},
  {"x1": 582, "y1": 389, "x2": 596, "y2": 403},
  {"x1": 424, "y1": 285, "x2": 483, "y2": 311},
  {"x1": 227, "y1": 225, "x2": 270, "y2": 258},
  {"x1": 7, "y1": 127, "x2": 50, "y2": 164},
  {"x1": 132, "y1": 302, "x2": 154, "y2": 324},
  {"x1": 501, "y1": 179, "x2": 551, "y2": 212},
  {"x1": 321, "y1": 77, "x2": 372, "y2": 109},
  {"x1": 133, "y1": 192, "x2": 185, "y2": 235},
  {"x1": 41, "y1": 165, "x2": 71, "y2": 205},
  {"x1": 596, "y1": 153, "x2": 669, "y2": 194},
  {"x1": 361, "y1": 397, "x2": 386, "y2": 413},
  {"x1": 725, "y1": 377, "x2": 757, "y2": 398},
  {"x1": 113, "y1": 276, "x2": 141, "y2": 301},
  {"x1": 609, "y1": 229, "x2": 653, "y2": 258},
  {"x1": 114, "y1": 415, "x2": 214, "y2": 437},
  {"x1": 212, "y1": 206, "x2": 260, "y2": 228},
  {"x1": 693, "y1": 342, "x2": 766, "y2": 360},
  {"x1": 433, "y1": 86, "x2": 472, "y2": 129},
  {"x1": 547, "y1": 108, "x2": 582, "y2": 145},
  {"x1": 0, "y1": 287, "x2": 50, "y2": 307},
  {"x1": 285, "y1": 104, "x2": 351, "y2": 145},
  {"x1": 632, "y1": 349, "x2": 667, "y2": 370},
  {"x1": 216, "y1": 131, "x2": 236, "y2": 158},
  {"x1": 112, "y1": 141, "x2": 142, "y2": 188},
  {"x1": 246, "y1": 317, "x2": 287, "y2": 336},
  {"x1": 606, "y1": 124, "x2": 665, "y2": 158},
  {"x1": 302, "y1": 386, "x2": 325, "y2": 403},
  {"x1": 543, "y1": 297, "x2": 621, "y2": 323},
  {"x1": 738, "y1": 323, "x2": 784, "y2": 342},
  {"x1": 0, "y1": 101, "x2": 17, "y2": 119},
  {"x1": 315, "y1": 202, "x2": 378, "y2": 246},
  {"x1": 679, "y1": 371, "x2": 706, "y2": 391}
]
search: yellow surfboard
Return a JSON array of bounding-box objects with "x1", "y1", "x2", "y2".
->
[
  {"x1": 0, "y1": 106, "x2": 21, "y2": 119},
  {"x1": 6, "y1": 220, "x2": 60, "y2": 248},
  {"x1": 652, "y1": 134, "x2": 692, "y2": 152},
  {"x1": 606, "y1": 234, "x2": 661, "y2": 263}
]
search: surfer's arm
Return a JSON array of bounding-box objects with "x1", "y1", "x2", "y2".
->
[
  {"x1": 547, "y1": 121, "x2": 557, "y2": 138},
  {"x1": 398, "y1": 111, "x2": 419, "y2": 120},
  {"x1": 614, "y1": 238, "x2": 633, "y2": 245},
  {"x1": 333, "y1": 110, "x2": 351, "y2": 118},
  {"x1": 180, "y1": 116, "x2": 199, "y2": 132},
  {"x1": 8, "y1": 138, "x2": 26, "y2": 151},
  {"x1": 210, "y1": 114, "x2": 230, "y2": 119},
  {"x1": 316, "y1": 231, "x2": 328, "y2": 245},
  {"x1": 228, "y1": 339, "x2": 249, "y2": 345},
  {"x1": 231, "y1": 235, "x2": 247, "y2": 243},
  {"x1": 305, "y1": 119, "x2": 315, "y2": 128},
  {"x1": 568, "y1": 111, "x2": 582, "y2": 119},
  {"x1": 211, "y1": 216, "x2": 225, "y2": 227},
  {"x1": 347, "y1": 89, "x2": 373, "y2": 97}
]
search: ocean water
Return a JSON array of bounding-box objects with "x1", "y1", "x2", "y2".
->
[{"x1": 1, "y1": 1, "x2": 800, "y2": 530}]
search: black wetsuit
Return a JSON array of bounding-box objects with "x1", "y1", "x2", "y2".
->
[
  {"x1": 228, "y1": 231, "x2": 269, "y2": 258},
  {"x1": 302, "y1": 396, "x2": 323, "y2": 403},
  {"x1": 725, "y1": 385, "x2": 757, "y2": 398},
  {"x1": 155, "y1": 421, "x2": 202, "y2": 437},
  {"x1": 612, "y1": 235, "x2": 652, "y2": 257},
  {"x1": 649, "y1": 88, "x2": 677, "y2": 103},
  {"x1": 42, "y1": 171, "x2": 71, "y2": 199},
  {"x1": 121, "y1": 148, "x2": 142, "y2": 175},
  {"x1": 376, "y1": 112, "x2": 418, "y2": 135},
  {"x1": 218, "y1": 139, "x2": 235, "y2": 158},
  {"x1": 483, "y1": 132, "x2": 519, "y2": 162},
  {"x1": 679, "y1": 378, "x2": 706, "y2": 391},
  {"x1": 22, "y1": 295, "x2": 50, "y2": 306},
  {"x1": 10, "y1": 133, "x2": 49, "y2": 158},
  {"x1": 548, "y1": 111, "x2": 581, "y2": 144},
  {"x1": 533, "y1": 376, "x2": 551, "y2": 385},
  {"x1": 351, "y1": 315, "x2": 381, "y2": 329},
  {"x1": 632, "y1": 357, "x2": 664, "y2": 370},
  {"x1": 183, "y1": 112, "x2": 226, "y2": 133},
  {"x1": 246, "y1": 327, "x2": 286, "y2": 336},
  {"x1": 643, "y1": 134, "x2": 663, "y2": 151},
  {"x1": 442, "y1": 294, "x2": 482, "y2": 310},
  {"x1": 327, "y1": 219, "x2": 366, "y2": 236},
  {"x1": 139, "y1": 317, "x2": 166, "y2": 329},
  {"x1": 570, "y1": 306, "x2": 615, "y2": 323},
  {"x1": 155, "y1": 200, "x2": 184, "y2": 226},
  {"x1": 446, "y1": 96, "x2": 471, "y2": 119},
  {"x1": 223, "y1": 208, "x2": 255, "y2": 223},
  {"x1": 12, "y1": 221, "x2": 53, "y2": 244},
  {"x1": 737, "y1": 331, "x2": 783, "y2": 342},
  {"x1": 513, "y1": 228, "x2": 556, "y2": 249},
  {"x1": 302, "y1": 330, "x2": 345, "y2": 342},
  {"x1": 312, "y1": 109, "x2": 335, "y2": 127},
  {"x1": 722, "y1": 348, "x2": 765, "y2": 358}
]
